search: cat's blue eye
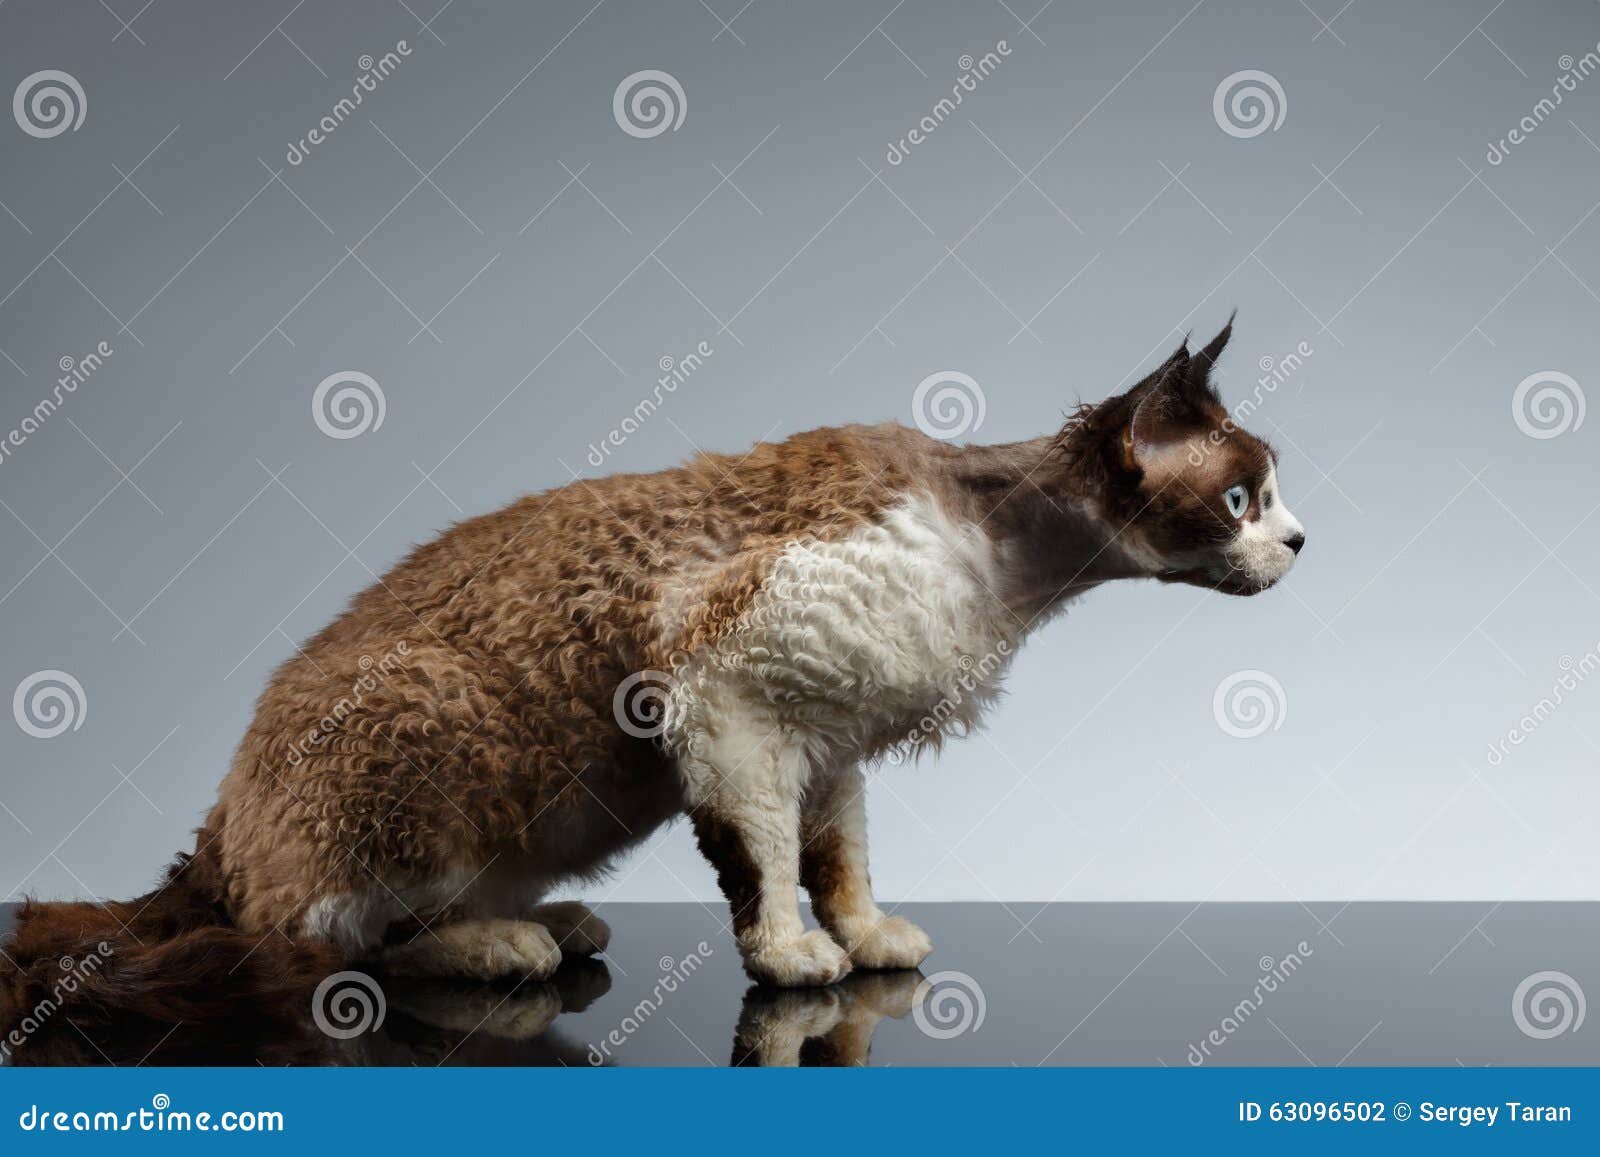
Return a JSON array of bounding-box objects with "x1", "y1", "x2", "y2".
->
[{"x1": 1224, "y1": 484, "x2": 1249, "y2": 519}]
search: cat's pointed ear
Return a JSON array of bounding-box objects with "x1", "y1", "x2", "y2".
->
[
  {"x1": 1194, "y1": 312, "x2": 1235, "y2": 373},
  {"x1": 1123, "y1": 346, "x2": 1200, "y2": 468}
]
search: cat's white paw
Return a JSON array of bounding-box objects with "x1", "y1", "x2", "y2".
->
[
  {"x1": 743, "y1": 929, "x2": 852, "y2": 988},
  {"x1": 839, "y1": 915, "x2": 932, "y2": 971}
]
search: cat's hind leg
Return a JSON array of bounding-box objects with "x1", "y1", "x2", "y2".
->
[
  {"x1": 380, "y1": 917, "x2": 562, "y2": 981},
  {"x1": 528, "y1": 901, "x2": 610, "y2": 956}
]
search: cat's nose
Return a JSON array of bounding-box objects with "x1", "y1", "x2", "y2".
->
[{"x1": 1284, "y1": 531, "x2": 1305, "y2": 555}]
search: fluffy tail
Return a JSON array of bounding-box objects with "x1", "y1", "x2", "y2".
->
[{"x1": 1, "y1": 842, "x2": 343, "y2": 1065}]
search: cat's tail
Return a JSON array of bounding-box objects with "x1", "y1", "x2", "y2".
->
[{"x1": 0, "y1": 838, "x2": 343, "y2": 1064}]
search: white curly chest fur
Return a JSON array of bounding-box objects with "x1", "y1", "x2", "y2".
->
[{"x1": 665, "y1": 495, "x2": 1017, "y2": 775}]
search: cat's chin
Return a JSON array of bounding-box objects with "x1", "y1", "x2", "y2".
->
[{"x1": 1159, "y1": 568, "x2": 1276, "y2": 597}]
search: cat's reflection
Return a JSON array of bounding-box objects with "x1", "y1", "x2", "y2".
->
[
  {"x1": 4, "y1": 958, "x2": 922, "y2": 1067},
  {"x1": 342, "y1": 956, "x2": 611, "y2": 1066},
  {"x1": 731, "y1": 969, "x2": 924, "y2": 1066},
  {"x1": 3, "y1": 957, "x2": 610, "y2": 1067}
]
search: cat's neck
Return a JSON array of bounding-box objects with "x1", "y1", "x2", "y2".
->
[{"x1": 942, "y1": 435, "x2": 1146, "y2": 623}]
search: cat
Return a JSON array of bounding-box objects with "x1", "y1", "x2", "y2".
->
[{"x1": 2, "y1": 319, "x2": 1303, "y2": 1033}]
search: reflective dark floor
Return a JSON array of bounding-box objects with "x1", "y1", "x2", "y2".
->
[{"x1": 3, "y1": 903, "x2": 1595, "y2": 1066}]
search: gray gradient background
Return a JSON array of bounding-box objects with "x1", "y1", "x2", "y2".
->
[{"x1": 0, "y1": 0, "x2": 1595, "y2": 928}]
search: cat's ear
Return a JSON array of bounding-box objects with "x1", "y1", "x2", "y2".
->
[
  {"x1": 1123, "y1": 344, "x2": 1201, "y2": 468},
  {"x1": 1194, "y1": 313, "x2": 1234, "y2": 373},
  {"x1": 1185, "y1": 312, "x2": 1235, "y2": 402}
]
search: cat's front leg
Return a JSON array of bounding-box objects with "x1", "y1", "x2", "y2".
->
[
  {"x1": 682, "y1": 723, "x2": 851, "y2": 988},
  {"x1": 801, "y1": 765, "x2": 932, "y2": 970}
]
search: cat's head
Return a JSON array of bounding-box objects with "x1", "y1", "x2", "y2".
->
[{"x1": 1061, "y1": 318, "x2": 1305, "y2": 596}]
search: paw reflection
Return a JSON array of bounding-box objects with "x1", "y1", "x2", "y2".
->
[
  {"x1": 731, "y1": 968, "x2": 923, "y2": 1066},
  {"x1": 348, "y1": 957, "x2": 611, "y2": 1065}
]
